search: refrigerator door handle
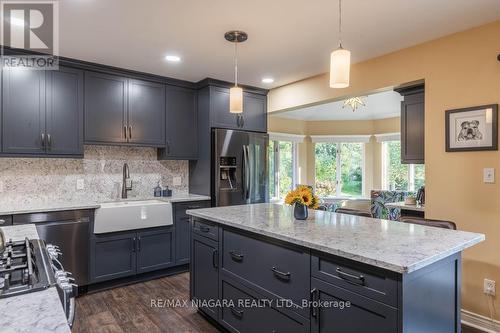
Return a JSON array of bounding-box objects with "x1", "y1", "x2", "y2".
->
[{"x1": 243, "y1": 145, "x2": 250, "y2": 201}]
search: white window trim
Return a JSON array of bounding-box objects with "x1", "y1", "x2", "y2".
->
[
  {"x1": 270, "y1": 139, "x2": 299, "y2": 200},
  {"x1": 374, "y1": 132, "x2": 400, "y2": 143},
  {"x1": 269, "y1": 132, "x2": 306, "y2": 143},
  {"x1": 310, "y1": 134, "x2": 371, "y2": 143}
]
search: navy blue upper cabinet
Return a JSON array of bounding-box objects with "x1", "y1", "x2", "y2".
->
[
  {"x1": 208, "y1": 85, "x2": 268, "y2": 133},
  {"x1": 159, "y1": 85, "x2": 198, "y2": 159},
  {"x1": 2, "y1": 67, "x2": 83, "y2": 156},
  {"x1": 45, "y1": 67, "x2": 84, "y2": 155},
  {"x1": 84, "y1": 72, "x2": 166, "y2": 147},
  {"x1": 128, "y1": 79, "x2": 165, "y2": 146},
  {"x1": 84, "y1": 71, "x2": 128, "y2": 144},
  {"x1": 2, "y1": 69, "x2": 46, "y2": 154}
]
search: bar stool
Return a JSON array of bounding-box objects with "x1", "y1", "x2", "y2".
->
[
  {"x1": 335, "y1": 208, "x2": 373, "y2": 218},
  {"x1": 398, "y1": 217, "x2": 457, "y2": 230}
]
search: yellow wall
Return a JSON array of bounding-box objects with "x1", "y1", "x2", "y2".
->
[
  {"x1": 268, "y1": 117, "x2": 400, "y2": 197},
  {"x1": 268, "y1": 20, "x2": 500, "y2": 319}
]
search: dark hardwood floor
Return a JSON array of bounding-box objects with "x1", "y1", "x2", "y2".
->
[
  {"x1": 73, "y1": 273, "x2": 219, "y2": 333},
  {"x1": 74, "y1": 272, "x2": 485, "y2": 333}
]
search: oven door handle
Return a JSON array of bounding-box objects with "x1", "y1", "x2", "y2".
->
[{"x1": 68, "y1": 296, "x2": 76, "y2": 328}]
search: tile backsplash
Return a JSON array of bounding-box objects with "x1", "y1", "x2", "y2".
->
[{"x1": 0, "y1": 146, "x2": 188, "y2": 207}]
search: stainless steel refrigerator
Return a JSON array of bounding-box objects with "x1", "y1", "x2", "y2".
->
[{"x1": 213, "y1": 129, "x2": 268, "y2": 207}]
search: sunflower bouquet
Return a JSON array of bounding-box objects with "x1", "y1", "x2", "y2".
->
[{"x1": 284, "y1": 185, "x2": 320, "y2": 209}]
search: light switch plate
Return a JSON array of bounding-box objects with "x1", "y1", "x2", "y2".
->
[
  {"x1": 173, "y1": 176, "x2": 182, "y2": 186},
  {"x1": 76, "y1": 179, "x2": 85, "y2": 190},
  {"x1": 483, "y1": 168, "x2": 495, "y2": 183}
]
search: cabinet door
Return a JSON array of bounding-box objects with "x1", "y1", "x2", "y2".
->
[
  {"x1": 90, "y1": 232, "x2": 137, "y2": 283},
  {"x1": 210, "y1": 86, "x2": 239, "y2": 130},
  {"x1": 127, "y1": 79, "x2": 165, "y2": 146},
  {"x1": 174, "y1": 201, "x2": 210, "y2": 265},
  {"x1": 192, "y1": 234, "x2": 219, "y2": 321},
  {"x1": 401, "y1": 92, "x2": 424, "y2": 164},
  {"x1": 311, "y1": 277, "x2": 398, "y2": 333},
  {"x1": 136, "y1": 227, "x2": 174, "y2": 274},
  {"x1": 84, "y1": 71, "x2": 127, "y2": 144},
  {"x1": 2, "y1": 69, "x2": 45, "y2": 154},
  {"x1": 45, "y1": 67, "x2": 84, "y2": 155},
  {"x1": 163, "y1": 85, "x2": 198, "y2": 159},
  {"x1": 241, "y1": 92, "x2": 267, "y2": 133}
]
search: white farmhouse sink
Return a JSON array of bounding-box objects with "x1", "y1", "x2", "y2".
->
[{"x1": 94, "y1": 200, "x2": 173, "y2": 234}]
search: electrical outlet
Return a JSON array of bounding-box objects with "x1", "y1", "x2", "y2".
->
[
  {"x1": 76, "y1": 179, "x2": 85, "y2": 190},
  {"x1": 484, "y1": 278, "x2": 496, "y2": 296},
  {"x1": 483, "y1": 168, "x2": 495, "y2": 183},
  {"x1": 173, "y1": 176, "x2": 182, "y2": 186}
]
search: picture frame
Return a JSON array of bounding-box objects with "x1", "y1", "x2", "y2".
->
[{"x1": 445, "y1": 104, "x2": 498, "y2": 152}]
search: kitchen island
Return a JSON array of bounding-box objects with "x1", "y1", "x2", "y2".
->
[{"x1": 186, "y1": 203, "x2": 484, "y2": 333}]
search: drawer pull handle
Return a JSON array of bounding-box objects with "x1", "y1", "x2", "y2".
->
[
  {"x1": 188, "y1": 206, "x2": 203, "y2": 209},
  {"x1": 198, "y1": 225, "x2": 210, "y2": 233},
  {"x1": 212, "y1": 249, "x2": 218, "y2": 268},
  {"x1": 310, "y1": 288, "x2": 318, "y2": 318},
  {"x1": 271, "y1": 267, "x2": 291, "y2": 280},
  {"x1": 180, "y1": 217, "x2": 190, "y2": 222},
  {"x1": 230, "y1": 307, "x2": 244, "y2": 319},
  {"x1": 229, "y1": 251, "x2": 244, "y2": 262},
  {"x1": 336, "y1": 267, "x2": 365, "y2": 285}
]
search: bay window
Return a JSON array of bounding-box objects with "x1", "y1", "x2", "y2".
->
[
  {"x1": 311, "y1": 135, "x2": 370, "y2": 198},
  {"x1": 268, "y1": 133, "x2": 304, "y2": 200}
]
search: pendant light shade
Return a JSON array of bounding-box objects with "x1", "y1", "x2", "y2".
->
[
  {"x1": 330, "y1": 0, "x2": 351, "y2": 89},
  {"x1": 229, "y1": 86, "x2": 243, "y2": 113},
  {"x1": 330, "y1": 47, "x2": 351, "y2": 88},
  {"x1": 225, "y1": 30, "x2": 248, "y2": 114}
]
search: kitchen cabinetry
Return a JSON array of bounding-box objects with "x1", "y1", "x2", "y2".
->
[
  {"x1": 90, "y1": 226, "x2": 173, "y2": 283},
  {"x1": 173, "y1": 200, "x2": 211, "y2": 265},
  {"x1": 207, "y1": 85, "x2": 267, "y2": 133},
  {"x1": 84, "y1": 72, "x2": 165, "y2": 147},
  {"x1": 1, "y1": 67, "x2": 83, "y2": 156},
  {"x1": 0, "y1": 216, "x2": 13, "y2": 226},
  {"x1": 158, "y1": 85, "x2": 198, "y2": 159},
  {"x1": 311, "y1": 278, "x2": 398, "y2": 333},
  {"x1": 191, "y1": 232, "x2": 219, "y2": 321},
  {"x1": 396, "y1": 84, "x2": 425, "y2": 164}
]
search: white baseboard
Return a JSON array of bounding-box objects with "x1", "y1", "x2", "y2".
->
[{"x1": 462, "y1": 309, "x2": 500, "y2": 332}]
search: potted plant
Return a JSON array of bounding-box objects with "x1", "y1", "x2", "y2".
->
[{"x1": 284, "y1": 186, "x2": 320, "y2": 220}]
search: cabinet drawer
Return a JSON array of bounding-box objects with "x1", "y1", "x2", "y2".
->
[
  {"x1": 222, "y1": 229, "x2": 310, "y2": 316},
  {"x1": 221, "y1": 279, "x2": 308, "y2": 333},
  {"x1": 0, "y1": 216, "x2": 13, "y2": 226},
  {"x1": 312, "y1": 254, "x2": 398, "y2": 307},
  {"x1": 175, "y1": 201, "x2": 211, "y2": 217},
  {"x1": 192, "y1": 218, "x2": 218, "y2": 241}
]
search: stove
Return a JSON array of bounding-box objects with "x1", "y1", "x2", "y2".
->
[{"x1": 0, "y1": 238, "x2": 55, "y2": 298}]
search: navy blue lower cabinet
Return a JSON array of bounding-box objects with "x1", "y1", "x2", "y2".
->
[
  {"x1": 191, "y1": 233, "x2": 219, "y2": 321},
  {"x1": 311, "y1": 277, "x2": 398, "y2": 333},
  {"x1": 220, "y1": 277, "x2": 309, "y2": 333},
  {"x1": 136, "y1": 228, "x2": 174, "y2": 274},
  {"x1": 90, "y1": 231, "x2": 137, "y2": 283}
]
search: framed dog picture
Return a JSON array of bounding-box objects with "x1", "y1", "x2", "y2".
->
[{"x1": 445, "y1": 104, "x2": 498, "y2": 152}]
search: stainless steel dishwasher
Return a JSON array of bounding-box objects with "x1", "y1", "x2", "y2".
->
[{"x1": 13, "y1": 209, "x2": 93, "y2": 288}]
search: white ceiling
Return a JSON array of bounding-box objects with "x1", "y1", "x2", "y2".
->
[
  {"x1": 271, "y1": 91, "x2": 402, "y2": 121},
  {"x1": 59, "y1": 0, "x2": 500, "y2": 88}
]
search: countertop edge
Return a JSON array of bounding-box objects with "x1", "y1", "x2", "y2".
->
[
  {"x1": 0, "y1": 195, "x2": 211, "y2": 216},
  {"x1": 186, "y1": 209, "x2": 485, "y2": 274}
]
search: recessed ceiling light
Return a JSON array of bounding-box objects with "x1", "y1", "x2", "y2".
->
[
  {"x1": 165, "y1": 55, "x2": 181, "y2": 63},
  {"x1": 262, "y1": 77, "x2": 274, "y2": 84}
]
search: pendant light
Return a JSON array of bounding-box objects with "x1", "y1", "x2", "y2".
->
[
  {"x1": 330, "y1": 0, "x2": 351, "y2": 88},
  {"x1": 225, "y1": 30, "x2": 248, "y2": 114}
]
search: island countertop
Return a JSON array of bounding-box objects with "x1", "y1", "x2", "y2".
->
[{"x1": 186, "y1": 203, "x2": 485, "y2": 274}]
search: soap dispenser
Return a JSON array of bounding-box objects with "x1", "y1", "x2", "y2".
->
[{"x1": 154, "y1": 181, "x2": 162, "y2": 197}]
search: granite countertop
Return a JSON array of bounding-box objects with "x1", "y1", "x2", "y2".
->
[
  {"x1": 0, "y1": 224, "x2": 70, "y2": 333},
  {"x1": 0, "y1": 193, "x2": 211, "y2": 215},
  {"x1": 186, "y1": 203, "x2": 484, "y2": 274},
  {"x1": 385, "y1": 201, "x2": 425, "y2": 212}
]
